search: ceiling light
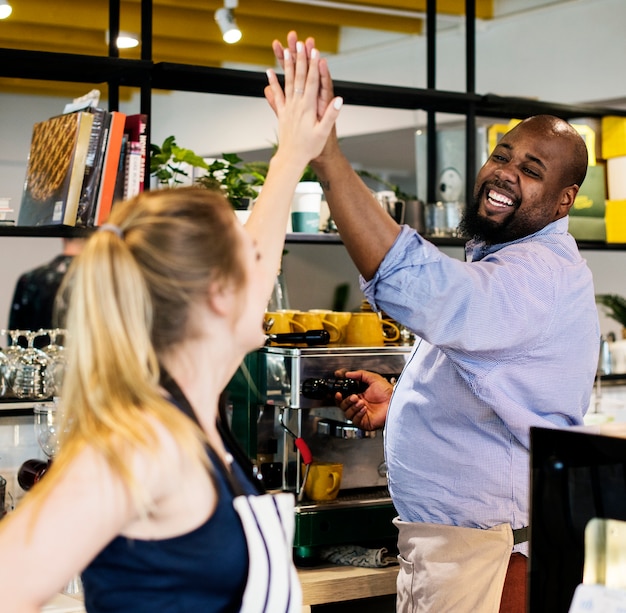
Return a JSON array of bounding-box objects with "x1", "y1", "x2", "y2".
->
[
  {"x1": 0, "y1": 0, "x2": 13, "y2": 20},
  {"x1": 215, "y1": 0, "x2": 242, "y2": 44},
  {"x1": 116, "y1": 32, "x2": 139, "y2": 49},
  {"x1": 105, "y1": 30, "x2": 140, "y2": 49}
]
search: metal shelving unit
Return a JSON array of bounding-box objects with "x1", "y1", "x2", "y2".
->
[{"x1": 2, "y1": 0, "x2": 626, "y2": 247}]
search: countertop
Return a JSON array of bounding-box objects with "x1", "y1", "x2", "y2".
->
[
  {"x1": 299, "y1": 563, "x2": 398, "y2": 609},
  {"x1": 41, "y1": 564, "x2": 398, "y2": 612}
]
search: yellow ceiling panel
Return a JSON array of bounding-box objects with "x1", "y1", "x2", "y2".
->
[{"x1": 0, "y1": 0, "x2": 494, "y2": 96}]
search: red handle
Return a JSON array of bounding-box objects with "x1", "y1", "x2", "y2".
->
[{"x1": 294, "y1": 437, "x2": 313, "y2": 465}]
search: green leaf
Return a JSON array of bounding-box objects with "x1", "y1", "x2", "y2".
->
[{"x1": 596, "y1": 294, "x2": 626, "y2": 327}]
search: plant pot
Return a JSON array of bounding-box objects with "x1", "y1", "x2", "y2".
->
[{"x1": 232, "y1": 197, "x2": 254, "y2": 211}]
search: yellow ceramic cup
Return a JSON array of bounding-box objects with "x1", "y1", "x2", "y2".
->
[
  {"x1": 323, "y1": 311, "x2": 353, "y2": 345},
  {"x1": 264, "y1": 312, "x2": 305, "y2": 335},
  {"x1": 381, "y1": 318, "x2": 401, "y2": 343},
  {"x1": 292, "y1": 312, "x2": 340, "y2": 342},
  {"x1": 303, "y1": 461, "x2": 343, "y2": 502},
  {"x1": 344, "y1": 312, "x2": 399, "y2": 346}
]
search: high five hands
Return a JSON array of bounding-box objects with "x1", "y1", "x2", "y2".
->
[{"x1": 264, "y1": 31, "x2": 342, "y2": 166}]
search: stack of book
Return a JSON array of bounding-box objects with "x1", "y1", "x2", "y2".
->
[{"x1": 18, "y1": 108, "x2": 148, "y2": 227}]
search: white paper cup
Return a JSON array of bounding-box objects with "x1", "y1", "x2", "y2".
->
[{"x1": 291, "y1": 182, "x2": 322, "y2": 233}]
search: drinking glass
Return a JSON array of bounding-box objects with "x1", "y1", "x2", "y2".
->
[
  {"x1": 18, "y1": 400, "x2": 59, "y2": 491},
  {"x1": 12, "y1": 330, "x2": 52, "y2": 399},
  {"x1": 34, "y1": 402, "x2": 60, "y2": 459},
  {"x1": 0, "y1": 347, "x2": 8, "y2": 397},
  {"x1": 0, "y1": 329, "x2": 26, "y2": 394},
  {"x1": 41, "y1": 328, "x2": 67, "y2": 397}
]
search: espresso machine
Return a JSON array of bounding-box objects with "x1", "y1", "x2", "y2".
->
[{"x1": 225, "y1": 344, "x2": 411, "y2": 563}]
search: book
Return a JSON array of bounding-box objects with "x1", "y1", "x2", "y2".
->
[
  {"x1": 93, "y1": 110, "x2": 126, "y2": 226},
  {"x1": 123, "y1": 113, "x2": 148, "y2": 193},
  {"x1": 18, "y1": 111, "x2": 94, "y2": 227},
  {"x1": 123, "y1": 141, "x2": 143, "y2": 200},
  {"x1": 76, "y1": 107, "x2": 110, "y2": 226},
  {"x1": 112, "y1": 134, "x2": 129, "y2": 206}
]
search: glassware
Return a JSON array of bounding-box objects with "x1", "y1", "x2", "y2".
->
[
  {"x1": 12, "y1": 330, "x2": 52, "y2": 399},
  {"x1": 34, "y1": 402, "x2": 60, "y2": 459},
  {"x1": 425, "y1": 201, "x2": 447, "y2": 237},
  {"x1": 0, "y1": 329, "x2": 26, "y2": 395},
  {"x1": 17, "y1": 401, "x2": 59, "y2": 491},
  {"x1": 0, "y1": 347, "x2": 8, "y2": 397},
  {"x1": 444, "y1": 201, "x2": 465, "y2": 237},
  {"x1": 267, "y1": 269, "x2": 290, "y2": 312},
  {"x1": 40, "y1": 328, "x2": 67, "y2": 397},
  {"x1": 0, "y1": 474, "x2": 14, "y2": 519}
]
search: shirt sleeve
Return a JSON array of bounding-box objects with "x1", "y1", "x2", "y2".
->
[{"x1": 360, "y1": 225, "x2": 559, "y2": 356}]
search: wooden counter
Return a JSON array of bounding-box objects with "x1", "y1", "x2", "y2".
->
[
  {"x1": 42, "y1": 565, "x2": 398, "y2": 612},
  {"x1": 298, "y1": 563, "x2": 398, "y2": 610}
]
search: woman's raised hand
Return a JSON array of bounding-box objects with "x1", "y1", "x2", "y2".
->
[{"x1": 264, "y1": 34, "x2": 341, "y2": 168}]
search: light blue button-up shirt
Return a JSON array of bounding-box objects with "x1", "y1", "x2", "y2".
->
[{"x1": 361, "y1": 218, "x2": 599, "y2": 540}]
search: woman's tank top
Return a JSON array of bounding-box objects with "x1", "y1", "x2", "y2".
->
[{"x1": 81, "y1": 372, "x2": 301, "y2": 612}]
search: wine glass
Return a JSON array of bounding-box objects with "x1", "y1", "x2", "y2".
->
[
  {"x1": 34, "y1": 401, "x2": 60, "y2": 459},
  {"x1": 12, "y1": 330, "x2": 51, "y2": 399},
  {"x1": 17, "y1": 401, "x2": 58, "y2": 492},
  {"x1": 40, "y1": 328, "x2": 67, "y2": 397},
  {"x1": 0, "y1": 329, "x2": 24, "y2": 394},
  {"x1": 0, "y1": 329, "x2": 26, "y2": 395},
  {"x1": 0, "y1": 347, "x2": 8, "y2": 397}
]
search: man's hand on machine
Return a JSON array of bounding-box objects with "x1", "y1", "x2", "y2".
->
[{"x1": 333, "y1": 369, "x2": 393, "y2": 431}]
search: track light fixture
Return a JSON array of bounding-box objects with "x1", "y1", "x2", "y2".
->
[
  {"x1": 215, "y1": 0, "x2": 242, "y2": 44},
  {"x1": 0, "y1": 0, "x2": 13, "y2": 20},
  {"x1": 105, "y1": 30, "x2": 140, "y2": 49}
]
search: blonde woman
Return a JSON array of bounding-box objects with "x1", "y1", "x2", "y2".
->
[{"x1": 0, "y1": 43, "x2": 342, "y2": 612}]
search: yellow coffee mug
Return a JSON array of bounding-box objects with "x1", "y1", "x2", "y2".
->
[
  {"x1": 264, "y1": 312, "x2": 306, "y2": 335},
  {"x1": 292, "y1": 312, "x2": 340, "y2": 342},
  {"x1": 303, "y1": 461, "x2": 343, "y2": 502},
  {"x1": 344, "y1": 312, "x2": 399, "y2": 346},
  {"x1": 381, "y1": 318, "x2": 401, "y2": 343},
  {"x1": 323, "y1": 311, "x2": 353, "y2": 345}
]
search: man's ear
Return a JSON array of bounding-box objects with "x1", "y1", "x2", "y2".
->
[{"x1": 557, "y1": 184, "x2": 579, "y2": 217}]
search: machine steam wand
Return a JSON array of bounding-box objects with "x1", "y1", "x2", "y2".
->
[{"x1": 278, "y1": 411, "x2": 313, "y2": 502}]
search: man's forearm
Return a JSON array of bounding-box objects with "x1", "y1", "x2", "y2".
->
[{"x1": 312, "y1": 146, "x2": 401, "y2": 281}]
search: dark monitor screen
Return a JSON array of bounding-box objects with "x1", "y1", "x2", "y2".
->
[{"x1": 529, "y1": 426, "x2": 626, "y2": 613}]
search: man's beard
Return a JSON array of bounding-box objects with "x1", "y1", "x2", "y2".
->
[{"x1": 459, "y1": 185, "x2": 525, "y2": 245}]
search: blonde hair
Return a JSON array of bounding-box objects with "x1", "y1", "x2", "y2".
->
[{"x1": 34, "y1": 187, "x2": 245, "y2": 514}]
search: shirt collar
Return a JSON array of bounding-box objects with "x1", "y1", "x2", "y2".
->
[{"x1": 464, "y1": 217, "x2": 569, "y2": 262}]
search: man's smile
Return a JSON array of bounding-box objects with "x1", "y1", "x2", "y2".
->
[{"x1": 486, "y1": 189, "x2": 515, "y2": 208}]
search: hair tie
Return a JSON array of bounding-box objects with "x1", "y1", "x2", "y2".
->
[{"x1": 99, "y1": 223, "x2": 124, "y2": 239}]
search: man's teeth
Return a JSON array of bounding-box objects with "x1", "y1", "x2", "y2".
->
[{"x1": 487, "y1": 190, "x2": 514, "y2": 207}]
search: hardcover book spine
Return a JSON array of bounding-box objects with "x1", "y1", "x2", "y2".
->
[
  {"x1": 77, "y1": 108, "x2": 110, "y2": 227},
  {"x1": 112, "y1": 134, "x2": 129, "y2": 207},
  {"x1": 124, "y1": 113, "x2": 148, "y2": 193},
  {"x1": 94, "y1": 111, "x2": 127, "y2": 226},
  {"x1": 62, "y1": 112, "x2": 95, "y2": 225},
  {"x1": 123, "y1": 141, "x2": 143, "y2": 200}
]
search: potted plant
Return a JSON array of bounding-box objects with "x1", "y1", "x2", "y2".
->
[
  {"x1": 150, "y1": 138, "x2": 265, "y2": 210},
  {"x1": 195, "y1": 153, "x2": 265, "y2": 210},
  {"x1": 149, "y1": 136, "x2": 210, "y2": 188},
  {"x1": 596, "y1": 294, "x2": 626, "y2": 338}
]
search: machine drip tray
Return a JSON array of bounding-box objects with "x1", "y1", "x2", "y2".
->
[{"x1": 296, "y1": 486, "x2": 391, "y2": 512}]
